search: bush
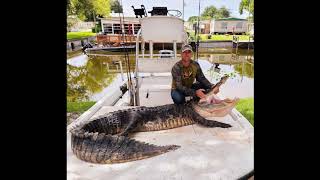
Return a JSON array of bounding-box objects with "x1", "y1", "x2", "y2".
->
[
  {"x1": 67, "y1": 16, "x2": 80, "y2": 32},
  {"x1": 92, "y1": 23, "x2": 102, "y2": 33},
  {"x1": 207, "y1": 35, "x2": 212, "y2": 39}
]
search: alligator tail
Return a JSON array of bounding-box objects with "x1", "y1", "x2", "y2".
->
[{"x1": 71, "y1": 129, "x2": 180, "y2": 164}]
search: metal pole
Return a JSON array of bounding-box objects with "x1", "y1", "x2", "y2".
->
[
  {"x1": 119, "y1": 60, "x2": 124, "y2": 81},
  {"x1": 241, "y1": 57, "x2": 244, "y2": 82},
  {"x1": 136, "y1": 29, "x2": 140, "y2": 59},
  {"x1": 196, "y1": 0, "x2": 201, "y2": 61},
  {"x1": 183, "y1": 0, "x2": 184, "y2": 21},
  {"x1": 142, "y1": 40, "x2": 145, "y2": 59},
  {"x1": 150, "y1": 41, "x2": 153, "y2": 59},
  {"x1": 135, "y1": 29, "x2": 142, "y2": 106},
  {"x1": 236, "y1": 38, "x2": 239, "y2": 55},
  {"x1": 247, "y1": 0, "x2": 251, "y2": 61},
  {"x1": 173, "y1": 41, "x2": 177, "y2": 59}
]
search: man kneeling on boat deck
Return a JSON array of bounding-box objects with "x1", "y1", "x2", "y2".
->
[{"x1": 171, "y1": 44, "x2": 219, "y2": 104}]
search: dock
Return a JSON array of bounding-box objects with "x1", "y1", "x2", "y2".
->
[
  {"x1": 232, "y1": 40, "x2": 254, "y2": 49},
  {"x1": 190, "y1": 39, "x2": 254, "y2": 50},
  {"x1": 85, "y1": 45, "x2": 136, "y2": 53},
  {"x1": 232, "y1": 36, "x2": 254, "y2": 49}
]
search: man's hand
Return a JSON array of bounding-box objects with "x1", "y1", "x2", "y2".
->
[{"x1": 196, "y1": 89, "x2": 206, "y2": 99}]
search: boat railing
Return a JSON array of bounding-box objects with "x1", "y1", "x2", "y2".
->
[
  {"x1": 137, "y1": 54, "x2": 180, "y2": 58},
  {"x1": 134, "y1": 28, "x2": 184, "y2": 105}
]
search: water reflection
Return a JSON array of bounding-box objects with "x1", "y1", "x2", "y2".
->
[
  {"x1": 202, "y1": 62, "x2": 254, "y2": 98},
  {"x1": 67, "y1": 58, "x2": 116, "y2": 102},
  {"x1": 67, "y1": 50, "x2": 254, "y2": 101},
  {"x1": 233, "y1": 61, "x2": 254, "y2": 78},
  {"x1": 198, "y1": 52, "x2": 254, "y2": 98}
]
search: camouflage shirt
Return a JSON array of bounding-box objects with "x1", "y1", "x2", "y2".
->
[{"x1": 171, "y1": 60, "x2": 214, "y2": 96}]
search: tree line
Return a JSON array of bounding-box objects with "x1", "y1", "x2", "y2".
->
[
  {"x1": 188, "y1": 0, "x2": 254, "y2": 23},
  {"x1": 67, "y1": 0, "x2": 122, "y2": 21}
]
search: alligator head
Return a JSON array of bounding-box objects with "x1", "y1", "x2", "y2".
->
[{"x1": 192, "y1": 75, "x2": 239, "y2": 118}]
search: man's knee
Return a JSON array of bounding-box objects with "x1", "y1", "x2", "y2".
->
[{"x1": 171, "y1": 90, "x2": 185, "y2": 104}]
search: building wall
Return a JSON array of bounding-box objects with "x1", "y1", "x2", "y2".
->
[
  {"x1": 193, "y1": 20, "x2": 211, "y2": 34},
  {"x1": 101, "y1": 17, "x2": 141, "y2": 35},
  {"x1": 211, "y1": 20, "x2": 248, "y2": 34},
  {"x1": 202, "y1": 20, "x2": 211, "y2": 34},
  {"x1": 70, "y1": 22, "x2": 95, "y2": 32},
  {"x1": 184, "y1": 22, "x2": 193, "y2": 31},
  {"x1": 67, "y1": 36, "x2": 96, "y2": 52},
  {"x1": 248, "y1": 23, "x2": 254, "y2": 35},
  {"x1": 204, "y1": 24, "x2": 210, "y2": 34}
]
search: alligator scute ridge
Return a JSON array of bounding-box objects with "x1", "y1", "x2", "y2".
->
[{"x1": 70, "y1": 77, "x2": 232, "y2": 164}]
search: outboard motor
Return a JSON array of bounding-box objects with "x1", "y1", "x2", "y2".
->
[
  {"x1": 120, "y1": 83, "x2": 128, "y2": 95},
  {"x1": 214, "y1": 63, "x2": 221, "y2": 73},
  {"x1": 82, "y1": 42, "x2": 93, "y2": 55}
]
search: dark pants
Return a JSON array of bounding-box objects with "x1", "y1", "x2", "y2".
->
[{"x1": 171, "y1": 82, "x2": 211, "y2": 104}]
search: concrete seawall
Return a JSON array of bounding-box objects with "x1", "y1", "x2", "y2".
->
[{"x1": 67, "y1": 36, "x2": 96, "y2": 52}]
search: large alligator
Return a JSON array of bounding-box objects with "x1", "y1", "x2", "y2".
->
[{"x1": 70, "y1": 75, "x2": 237, "y2": 164}]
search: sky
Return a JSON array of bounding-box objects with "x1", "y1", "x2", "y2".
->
[{"x1": 117, "y1": 0, "x2": 249, "y2": 21}]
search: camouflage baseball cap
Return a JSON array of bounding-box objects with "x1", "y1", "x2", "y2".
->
[{"x1": 181, "y1": 44, "x2": 193, "y2": 53}]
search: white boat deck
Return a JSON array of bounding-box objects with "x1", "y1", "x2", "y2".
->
[
  {"x1": 138, "y1": 75, "x2": 173, "y2": 106},
  {"x1": 67, "y1": 74, "x2": 254, "y2": 180},
  {"x1": 67, "y1": 14, "x2": 253, "y2": 179}
]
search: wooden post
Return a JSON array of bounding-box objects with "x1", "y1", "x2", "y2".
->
[{"x1": 142, "y1": 39, "x2": 145, "y2": 59}]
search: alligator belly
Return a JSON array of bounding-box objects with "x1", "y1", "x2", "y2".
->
[{"x1": 138, "y1": 117, "x2": 195, "y2": 132}]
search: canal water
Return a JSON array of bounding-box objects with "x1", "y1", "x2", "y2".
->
[{"x1": 67, "y1": 49, "x2": 253, "y2": 102}]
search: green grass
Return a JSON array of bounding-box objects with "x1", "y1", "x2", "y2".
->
[
  {"x1": 235, "y1": 97, "x2": 254, "y2": 125},
  {"x1": 67, "y1": 31, "x2": 96, "y2": 40},
  {"x1": 200, "y1": 34, "x2": 250, "y2": 41},
  {"x1": 67, "y1": 101, "x2": 96, "y2": 113},
  {"x1": 188, "y1": 31, "x2": 251, "y2": 41}
]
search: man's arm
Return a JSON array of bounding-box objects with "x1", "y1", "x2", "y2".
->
[
  {"x1": 194, "y1": 61, "x2": 214, "y2": 89},
  {"x1": 172, "y1": 65, "x2": 196, "y2": 96}
]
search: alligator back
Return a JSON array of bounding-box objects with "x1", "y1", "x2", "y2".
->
[{"x1": 70, "y1": 104, "x2": 231, "y2": 164}]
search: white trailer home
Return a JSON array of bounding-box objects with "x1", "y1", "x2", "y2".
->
[{"x1": 210, "y1": 17, "x2": 248, "y2": 34}]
